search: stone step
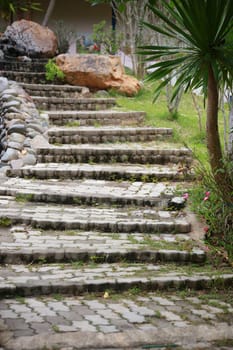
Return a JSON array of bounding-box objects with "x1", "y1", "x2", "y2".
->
[
  {"x1": 1, "y1": 262, "x2": 232, "y2": 297},
  {"x1": 46, "y1": 110, "x2": 145, "y2": 126},
  {"x1": 0, "y1": 225, "x2": 205, "y2": 265},
  {"x1": 7, "y1": 163, "x2": 194, "y2": 181},
  {"x1": 32, "y1": 96, "x2": 116, "y2": 111},
  {"x1": 0, "y1": 196, "x2": 191, "y2": 233},
  {"x1": 1, "y1": 292, "x2": 233, "y2": 350},
  {"x1": 0, "y1": 59, "x2": 47, "y2": 72},
  {"x1": 48, "y1": 126, "x2": 173, "y2": 144},
  {"x1": 0, "y1": 178, "x2": 181, "y2": 207},
  {"x1": 0, "y1": 70, "x2": 47, "y2": 84},
  {"x1": 20, "y1": 82, "x2": 86, "y2": 98},
  {"x1": 36, "y1": 142, "x2": 193, "y2": 165}
]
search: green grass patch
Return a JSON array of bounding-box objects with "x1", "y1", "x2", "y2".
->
[
  {"x1": 114, "y1": 81, "x2": 227, "y2": 166},
  {"x1": 0, "y1": 217, "x2": 12, "y2": 227}
]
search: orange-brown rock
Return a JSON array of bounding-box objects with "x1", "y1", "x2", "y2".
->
[
  {"x1": 1, "y1": 20, "x2": 57, "y2": 58},
  {"x1": 55, "y1": 54, "x2": 141, "y2": 96}
]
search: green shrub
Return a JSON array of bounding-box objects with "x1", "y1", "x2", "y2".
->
[
  {"x1": 45, "y1": 59, "x2": 65, "y2": 82},
  {"x1": 92, "y1": 20, "x2": 123, "y2": 55},
  {"x1": 190, "y1": 161, "x2": 233, "y2": 260}
]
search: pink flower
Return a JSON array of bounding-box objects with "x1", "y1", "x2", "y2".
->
[
  {"x1": 203, "y1": 191, "x2": 210, "y2": 201},
  {"x1": 182, "y1": 193, "x2": 189, "y2": 200},
  {"x1": 204, "y1": 226, "x2": 209, "y2": 233}
]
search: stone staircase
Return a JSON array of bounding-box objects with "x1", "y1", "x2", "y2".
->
[{"x1": 0, "y1": 61, "x2": 233, "y2": 350}]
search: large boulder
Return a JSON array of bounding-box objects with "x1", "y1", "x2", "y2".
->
[
  {"x1": 55, "y1": 54, "x2": 141, "y2": 96},
  {"x1": 1, "y1": 20, "x2": 57, "y2": 58}
]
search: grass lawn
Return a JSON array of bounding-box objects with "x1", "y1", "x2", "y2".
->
[{"x1": 113, "y1": 81, "x2": 228, "y2": 167}]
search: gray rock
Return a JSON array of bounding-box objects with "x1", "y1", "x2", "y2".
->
[
  {"x1": 23, "y1": 138, "x2": 31, "y2": 148},
  {"x1": 4, "y1": 106, "x2": 21, "y2": 114},
  {"x1": 9, "y1": 133, "x2": 25, "y2": 143},
  {"x1": 30, "y1": 134, "x2": 49, "y2": 149},
  {"x1": 0, "y1": 77, "x2": 8, "y2": 93},
  {"x1": 17, "y1": 55, "x2": 32, "y2": 62},
  {"x1": 2, "y1": 100, "x2": 21, "y2": 109},
  {"x1": 167, "y1": 197, "x2": 186, "y2": 210},
  {"x1": 8, "y1": 141, "x2": 23, "y2": 150},
  {"x1": 10, "y1": 158, "x2": 24, "y2": 169},
  {"x1": 22, "y1": 153, "x2": 37, "y2": 165},
  {"x1": 1, "y1": 148, "x2": 19, "y2": 162},
  {"x1": 2, "y1": 88, "x2": 18, "y2": 95},
  {"x1": 26, "y1": 123, "x2": 44, "y2": 134},
  {"x1": 4, "y1": 112, "x2": 24, "y2": 121},
  {"x1": 0, "y1": 49, "x2": 4, "y2": 59},
  {"x1": 8, "y1": 124, "x2": 26, "y2": 135},
  {"x1": 27, "y1": 130, "x2": 40, "y2": 138}
]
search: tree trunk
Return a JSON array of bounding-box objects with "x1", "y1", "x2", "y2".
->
[
  {"x1": 229, "y1": 98, "x2": 233, "y2": 157},
  {"x1": 42, "y1": 0, "x2": 56, "y2": 26},
  {"x1": 206, "y1": 65, "x2": 232, "y2": 195}
]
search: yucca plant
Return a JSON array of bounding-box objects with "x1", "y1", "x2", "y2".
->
[{"x1": 140, "y1": 0, "x2": 233, "y2": 200}]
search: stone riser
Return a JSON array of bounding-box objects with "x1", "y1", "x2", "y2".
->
[
  {"x1": 50, "y1": 117, "x2": 144, "y2": 127},
  {"x1": 0, "y1": 70, "x2": 47, "y2": 84},
  {"x1": 0, "y1": 249, "x2": 206, "y2": 265},
  {"x1": 7, "y1": 167, "x2": 193, "y2": 182},
  {"x1": 48, "y1": 134, "x2": 172, "y2": 144},
  {"x1": 26, "y1": 91, "x2": 83, "y2": 98},
  {"x1": 20, "y1": 83, "x2": 83, "y2": 94},
  {"x1": 6, "y1": 217, "x2": 190, "y2": 234},
  {"x1": 8, "y1": 192, "x2": 169, "y2": 208},
  {"x1": 37, "y1": 151, "x2": 192, "y2": 165},
  {"x1": 1, "y1": 274, "x2": 232, "y2": 298},
  {"x1": 48, "y1": 111, "x2": 145, "y2": 127},
  {"x1": 0, "y1": 61, "x2": 47, "y2": 72},
  {"x1": 34, "y1": 101, "x2": 116, "y2": 111}
]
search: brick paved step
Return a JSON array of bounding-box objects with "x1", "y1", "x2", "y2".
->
[
  {"x1": 33, "y1": 96, "x2": 116, "y2": 111},
  {"x1": 1, "y1": 292, "x2": 233, "y2": 350},
  {"x1": 0, "y1": 70, "x2": 47, "y2": 84},
  {"x1": 0, "y1": 225, "x2": 205, "y2": 265},
  {"x1": 47, "y1": 110, "x2": 145, "y2": 126},
  {"x1": 1, "y1": 262, "x2": 232, "y2": 297},
  {"x1": 36, "y1": 142, "x2": 193, "y2": 165},
  {"x1": 0, "y1": 178, "x2": 181, "y2": 207},
  {"x1": 0, "y1": 196, "x2": 191, "y2": 233},
  {"x1": 48, "y1": 126, "x2": 173, "y2": 144},
  {"x1": 7, "y1": 163, "x2": 194, "y2": 181},
  {"x1": 20, "y1": 83, "x2": 84, "y2": 98}
]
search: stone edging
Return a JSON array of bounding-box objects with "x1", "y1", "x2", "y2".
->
[{"x1": 0, "y1": 77, "x2": 49, "y2": 171}]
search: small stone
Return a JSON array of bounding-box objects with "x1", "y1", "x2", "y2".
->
[
  {"x1": 8, "y1": 124, "x2": 26, "y2": 135},
  {"x1": 26, "y1": 123, "x2": 44, "y2": 134},
  {"x1": 0, "y1": 77, "x2": 8, "y2": 93},
  {"x1": 167, "y1": 197, "x2": 186, "y2": 210},
  {"x1": 10, "y1": 159, "x2": 24, "y2": 169},
  {"x1": 1, "y1": 148, "x2": 19, "y2": 162},
  {"x1": 3, "y1": 100, "x2": 21, "y2": 109},
  {"x1": 8, "y1": 141, "x2": 23, "y2": 151},
  {"x1": 30, "y1": 135, "x2": 49, "y2": 149},
  {"x1": 0, "y1": 49, "x2": 4, "y2": 59},
  {"x1": 9, "y1": 133, "x2": 25, "y2": 143}
]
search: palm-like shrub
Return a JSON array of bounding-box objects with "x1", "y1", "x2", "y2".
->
[{"x1": 141, "y1": 0, "x2": 233, "y2": 199}]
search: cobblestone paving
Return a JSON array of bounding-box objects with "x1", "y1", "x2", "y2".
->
[
  {"x1": 0, "y1": 292, "x2": 233, "y2": 349},
  {"x1": 0, "y1": 196, "x2": 191, "y2": 232},
  {"x1": 1, "y1": 79, "x2": 232, "y2": 350},
  {"x1": 0, "y1": 177, "x2": 180, "y2": 206},
  {"x1": 8, "y1": 162, "x2": 191, "y2": 181}
]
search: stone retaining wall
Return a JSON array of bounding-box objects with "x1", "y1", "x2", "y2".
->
[{"x1": 0, "y1": 77, "x2": 49, "y2": 171}]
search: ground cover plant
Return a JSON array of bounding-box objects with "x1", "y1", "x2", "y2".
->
[{"x1": 114, "y1": 79, "x2": 233, "y2": 261}]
